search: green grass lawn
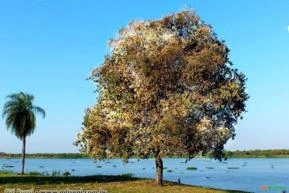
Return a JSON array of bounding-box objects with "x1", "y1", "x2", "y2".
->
[{"x1": 0, "y1": 174, "x2": 248, "y2": 193}]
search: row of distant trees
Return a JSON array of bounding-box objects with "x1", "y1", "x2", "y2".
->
[
  {"x1": 0, "y1": 153, "x2": 89, "y2": 159},
  {"x1": 2, "y1": 149, "x2": 289, "y2": 159},
  {"x1": 225, "y1": 149, "x2": 289, "y2": 158}
]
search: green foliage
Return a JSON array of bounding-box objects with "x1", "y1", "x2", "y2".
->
[
  {"x1": 28, "y1": 171, "x2": 43, "y2": 176},
  {"x1": 227, "y1": 167, "x2": 240, "y2": 169},
  {"x1": 0, "y1": 170, "x2": 16, "y2": 176},
  {"x1": 51, "y1": 170, "x2": 61, "y2": 177},
  {"x1": 186, "y1": 167, "x2": 197, "y2": 170},
  {"x1": 62, "y1": 171, "x2": 71, "y2": 177},
  {"x1": 119, "y1": 173, "x2": 134, "y2": 178},
  {"x1": 3, "y1": 149, "x2": 286, "y2": 159},
  {"x1": 0, "y1": 153, "x2": 89, "y2": 159},
  {"x1": 225, "y1": 149, "x2": 289, "y2": 158},
  {"x1": 2, "y1": 92, "x2": 46, "y2": 139},
  {"x1": 2, "y1": 92, "x2": 46, "y2": 174}
]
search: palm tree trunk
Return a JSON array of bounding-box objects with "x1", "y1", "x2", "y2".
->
[
  {"x1": 21, "y1": 137, "x2": 26, "y2": 175},
  {"x1": 155, "y1": 156, "x2": 163, "y2": 185}
]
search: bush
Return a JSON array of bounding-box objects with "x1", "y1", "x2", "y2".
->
[
  {"x1": 227, "y1": 167, "x2": 240, "y2": 169},
  {"x1": 186, "y1": 167, "x2": 197, "y2": 170},
  {"x1": 120, "y1": 173, "x2": 134, "y2": 178},
  {"x1": 0, "y1": 170, "x2": 16, "y2": 175},
  {"x1": 51, "y1": 170, "x2": 61, "y2": 176},
  {"x1": 28, "y1": 171, "x2": 43, "y2": 176},
  {"x1": 63, "y1": 171, "x2": 71, "y2": 177}
]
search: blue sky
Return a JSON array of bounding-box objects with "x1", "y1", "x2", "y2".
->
[{"x1": 0, "y1": 0, "x2": 289, "y2": 153}]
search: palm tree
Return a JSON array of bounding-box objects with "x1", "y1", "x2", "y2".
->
[{"x1": 2, "y1": 92, "x2": 45, "y2": 174}]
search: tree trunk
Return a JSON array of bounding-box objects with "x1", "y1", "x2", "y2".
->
[
  {"x1": 21, "y1": 137, "x2": 26, "y2": 175},
  {"x1": 155, "y1": 156, "x2": 163, "y2": 185}
]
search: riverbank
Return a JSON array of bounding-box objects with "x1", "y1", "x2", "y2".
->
[
  {"x1": 2, "y1": 149, "x2": 289, "y2": 159},
  {"x1": 0, "y1": 175, "x2": 247, "y2": 193}
]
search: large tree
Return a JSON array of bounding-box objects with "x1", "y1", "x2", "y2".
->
[
  {"x1": 76, "y1": 10, "x2": 248, "y2": 185},
  {"x1": 2, "y1": 92, "x2": 45, "y2": 174}
]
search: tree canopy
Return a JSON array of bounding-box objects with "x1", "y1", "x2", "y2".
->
[
  {"x1": 76, "y1": 10, "x2": 248, "y2": 184},
  {"x1": 3, "y1": 92, "x2": 46, "y2": 139}
]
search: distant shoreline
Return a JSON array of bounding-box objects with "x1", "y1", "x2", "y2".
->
[
  {"x1": 0, "y1": 153, "x2": 89, "y2": 159},
  {"x1": 1, "y1": 149, "x2": 289, "y2": 159}
]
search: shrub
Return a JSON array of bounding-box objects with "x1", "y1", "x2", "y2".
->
[
  {"x1": 227, "y1": 167, "x2": 240, "y2": 169},
  {"x1": 186, "y1": 167, "x2": 197, "y2": 170},
  {"x1": 63, "y1": 171, "x2": 71, "y2": 177},
  {"x1": 51, "y1": 170, "x2": 61, "y2": 176},
  {"x1": 28, "y1": 171, "x2": 43, "y2": 176}
]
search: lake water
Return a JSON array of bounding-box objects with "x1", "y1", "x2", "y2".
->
[{"x1": 1, "y1": 158, "x2": 289, "y2": 193}]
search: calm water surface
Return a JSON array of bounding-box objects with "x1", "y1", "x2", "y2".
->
[{"x1": 1, "y1": 158, "x2": 289, "y2": 193}]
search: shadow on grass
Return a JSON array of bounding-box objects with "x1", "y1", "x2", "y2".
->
[
  {"x1": 0, "y1": 175, "x2": 250, "y2": 193},
  {"x1": 0, "y1": 175, "x2": 139, "y2": 185},
  {"x1": 177, "y1": 183, "x2": 250, "y2": 193}
]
